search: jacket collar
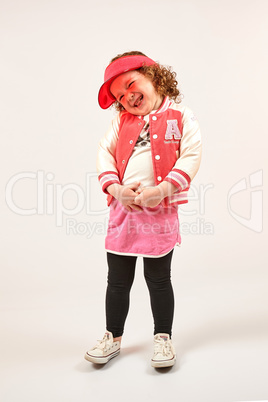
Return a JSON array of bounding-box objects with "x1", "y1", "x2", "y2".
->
[{"x1": 154, "y1": 96, "x2": 171, "y2": 114}]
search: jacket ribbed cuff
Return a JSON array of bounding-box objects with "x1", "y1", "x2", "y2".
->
[
  {"x1": 98, "y1": 171, "x2": 120, "y2": 194},
  {"x1": 164, "y1": 169, "x2": 191, "y2": 192}
]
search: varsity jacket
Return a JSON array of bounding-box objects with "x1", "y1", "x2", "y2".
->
[{"x1": 97, "y1": 97, "x2": 202, "y2": 206}]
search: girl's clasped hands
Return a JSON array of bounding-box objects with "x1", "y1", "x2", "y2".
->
[{"x1": 107, "y1": 181, "x2": 177, "y2": 211}]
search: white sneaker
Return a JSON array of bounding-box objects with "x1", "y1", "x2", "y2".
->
[
  {"x1": 84, "y1": 331, "x2": 120, "y2": 364},
  {"x1": 151, "y1": 333, "x2": 176, "y2": 368}
]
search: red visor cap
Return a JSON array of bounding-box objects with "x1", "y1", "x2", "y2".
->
[{"x1": 98, "y1": 55, "x2": 156, "y2": 109}]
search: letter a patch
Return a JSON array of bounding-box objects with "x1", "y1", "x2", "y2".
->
[{"x1": 165, "y1": 120, "x2": 181, "y2": 140}]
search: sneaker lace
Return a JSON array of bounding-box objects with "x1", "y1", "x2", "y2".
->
[
  {"x1": 154, "y1": 338, "x2": 171, "y2": 357},
  {"x1": 94, "y1": 333, "x2": 111, "y2": 351}
]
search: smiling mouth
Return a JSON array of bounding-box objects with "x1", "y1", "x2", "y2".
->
[{"x1": 134, "y1": 95, "x2": 143, "y2": 107}]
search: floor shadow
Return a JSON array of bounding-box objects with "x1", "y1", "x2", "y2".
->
[
  {"x1": 75, "y1": 354, "x2": 120, "y2": 372},
  {"x1": 154, "y1": 366, "x2": 175, "y2": 374}
]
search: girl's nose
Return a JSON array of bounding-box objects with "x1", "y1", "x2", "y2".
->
[{"x1": 128, "y1": 92, "x2": 134, "y2": 102}]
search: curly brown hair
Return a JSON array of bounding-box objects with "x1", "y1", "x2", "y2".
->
[{"x1": 110, "y1": 51, "x2": 182, "y2": 111}]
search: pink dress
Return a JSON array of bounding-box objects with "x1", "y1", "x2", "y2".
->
[{"x1": 105, "y1": 198, "x2": 181, "y2": 257}]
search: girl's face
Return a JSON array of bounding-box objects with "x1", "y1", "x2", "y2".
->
[{"x1": 110, "y1": 70, "x2": 164, "y2": 116}]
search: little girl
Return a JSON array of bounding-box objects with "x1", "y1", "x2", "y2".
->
[{"x1": 85, "y1": 51, "x2": 202, "y2": 368}]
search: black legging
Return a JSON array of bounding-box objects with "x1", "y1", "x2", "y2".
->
[{"x1": 105, "y1": 250, "x2": 174, "y2": 338}]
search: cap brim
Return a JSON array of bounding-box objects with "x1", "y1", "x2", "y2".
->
[{"x1": 98, "y1": 77, "x2": 118, "y2": 109}]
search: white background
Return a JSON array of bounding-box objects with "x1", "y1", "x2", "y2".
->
[{"x1": 1, "y1": 0, "x2": 267, "y2": 401}]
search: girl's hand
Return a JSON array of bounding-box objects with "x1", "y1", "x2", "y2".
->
[
  {"x1": 134, "y1": 181, "x2": 178, "y2": 208},
  {"x1": 107, "y1": 182, "x2": 143, "y2": 211},
  {"x1": 134, "y1": 186, "x2": 163, "y2": 208}
]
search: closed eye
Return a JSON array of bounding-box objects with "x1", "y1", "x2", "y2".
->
[{"x1": 118, "y1": 81, "x2": 134, "y2": 102}]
